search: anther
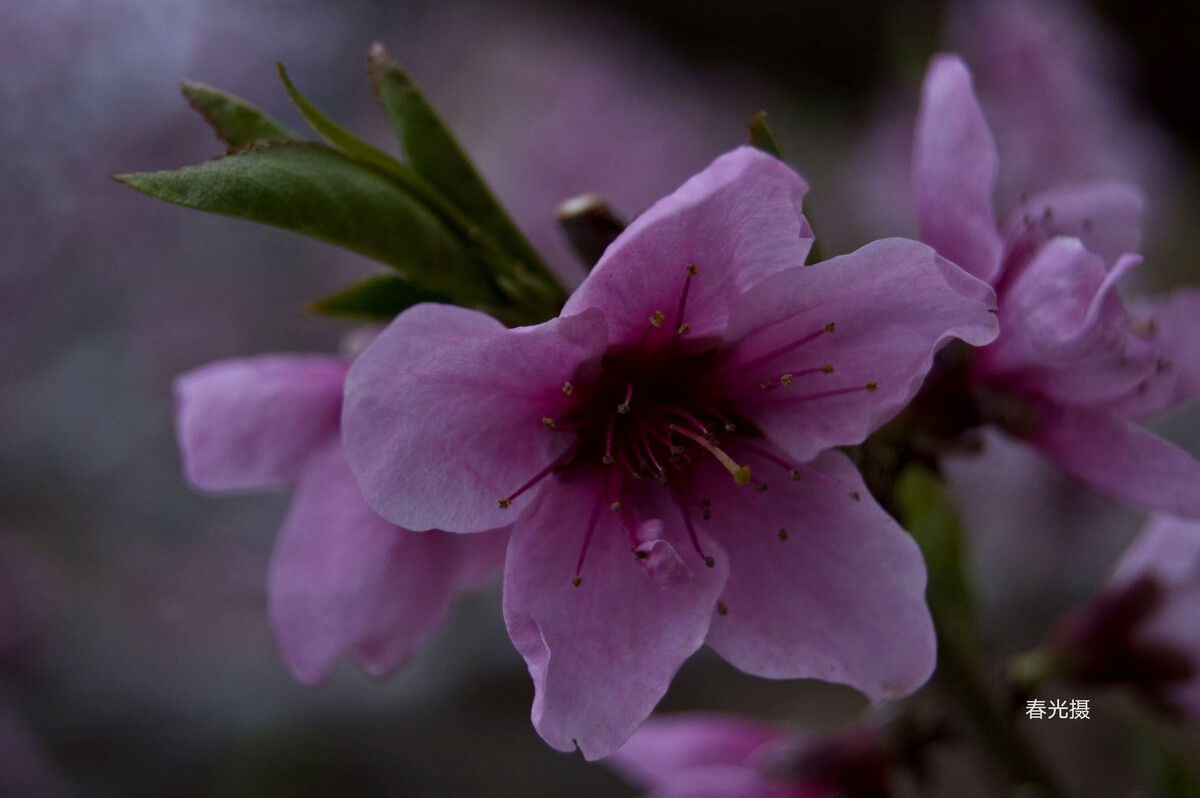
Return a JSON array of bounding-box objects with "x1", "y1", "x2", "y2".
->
[
  {"x1": 562, "y1": 381, "x2": 574, "y2": 395},
  {"x1": 634, "y1": 550, "x2": 649, "y2": 560},
  {"x1": 754, "y1": 482, "x2": 768, "y2": 493},
  {"x1": 701, "y1": 497, "x2": 711, "y2": 507},
  {"x1": 717, "y1": 602, "x2": 728, "y2": 616},
  {"x1": 498, "y1": 498, "x2": 512, "y2": 509},
  {"x1": 572, "y1": 576, "x2": 582, "y2": 586},
  {"x1": 705, "y1": 555, "x2": 715, "y2": 568},
  {"x1": 702, "y1": 509, "x2": 712, "y2": 520},
  {"x1": 686, "y1": 264, "x2": 698, "y2": 276},
  {"x1": 760, "y1": 379, "x2": 774, "y2": 390},
  {"x1": 865, "y1": 381, "x2": 878, "y2": 393},
  {"x1": 724, "y1": 423, "x2": 736, "y2": 432},
  {"x1": 778, "y1": 528, "x2": 788, "y2": 541},
  {"x1": 780, "y1": 374, "x2": 793, "y2": 385},
  {"x1": 824, "y1": 322, "x2": 835, "y2": 333},
  {"x1": 602, "y1": 455, "x2": 615, "y2": 464},
  {"x1": 677, "y1": 323, "x2": 690, "y2": 335},
  {"x1": 609, "y1": 501, "x2": 621, "y2": 512},
  {"x1": 790, "y1": 469, "x2": 801, "y2": 481},
  {"x1": 821, "y1": 363, "x2": 834, "y2": 373},
  {"x1": 851, "y1": 491, "x2": 861, "y2": 501},
  {"x1": 617, "y1": 383, "x2": 634, "y2": 414},
  {"x1": 542, "y1": 416, "x2": 555, "y2": 430},
  {"x1": 650, "y1": 310, "x2": 665, "y2": 327}
]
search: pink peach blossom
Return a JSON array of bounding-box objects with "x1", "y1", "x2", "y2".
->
[
  {"x1": 913, "y1": 54, "x2": 1200, "y2": 517},
  {"x1": 175, "y1": 354, "x2": 506, "y2": 683},
  {"x1": 344, "y1": 147, "x2": 999, "y2": 758}
]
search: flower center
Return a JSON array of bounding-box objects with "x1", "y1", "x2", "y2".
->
[{"x1": 496, "y1": 264, "x2": 875, "y2": 585}]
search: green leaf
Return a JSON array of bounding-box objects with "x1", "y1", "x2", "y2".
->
[
  {"x1": 115, "y1": 142, "x2": 504, "y2": 307},
  {"x1": 180, "y1": 80, "x2": 301, "y2": 148},
  {"x1": 894, "y1": 464, "x2": 975, "y2": 640},
  {"x1": 747, "y1": 111, "x2": 784, "y2": 159},
  {"x1": 308, "y1": 273, "x2": 452, "y2": 322},
  {"x1": 366, "y1": 43, "x2": 560, "y2": 294},
  {"x1": 276, "y1": 63, "x2": 411, "y2": 182}
]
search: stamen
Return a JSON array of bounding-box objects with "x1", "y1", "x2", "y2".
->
[
  {"x1": 499, "y1": 443, "x2": 577, "y2": 508},
  {"x1": 637, "y1": 419, "x2": 667, "y2": 477},
  {"x1": 722, "y1": 322, "x2": 835, "y2": 377},
  {"x1": 617, "y1": 383, "x2": 634, "y2": 414},
  {"x1": 637, "y1": 311, "x2": 666, "y2": 352},
  {"x1": 542, "y1": 416, "x2": 555, "y2": 430},
  {"x1": 663, "y1": 407, "x2": 709, "y2": 434},
  {"x1": 674, "y1": 426, "x2": 751, "y2": 485},
  {"x1": 672, "y1": 265, "x2": 698, "y2": 336},
  {"x1": 603, "y1": 416, "x2": 616, "y2": 464},
  {"x1": 672, "y1": 486, "x2": 715, "y2": 566},
  {"x1": 562, "y1": 381, "x2": 574, "y2": 395},
  {"x1": 753, "y1": 382, "x2": 878, "y2": 408},
  {"x1": 573, "y1": 480, "x2": 609, "y2": 585}
]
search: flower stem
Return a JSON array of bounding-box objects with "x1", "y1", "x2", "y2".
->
[{"x1": 934, "y1": 621, "x2": 1067, "y2": 797}]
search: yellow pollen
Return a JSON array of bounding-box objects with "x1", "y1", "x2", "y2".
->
[
  {"x1": 686, "y1": 264, "x2": 698, "y2": 275},
  {"x1": 649, "y1": 310, "x2": 665, "y2": 327},
  {"x1": 865, "y1": 381, "x2": 878, "y2": 393},
  {"x1": 821, "y1": 363, "x2": 834, "y2": 374},
  {"x1": 677, "y1": 323, "x2": 691, "y2": 335},
  {"x1": 824, "y1": 322, "x2": 836, "y2": 333},
  {"x1": 542, "y1": 416, "x2": 555, "y2": 429},
  {"x1": 498, "y1": 498, "x2": 512, "y2": 509},
  {"x1": 717, "y1": 602, "x2": 728, "y2": 616},
  {"x1": 778, "y1": 528, "x2": 788, "y2": 541},
  {"x1": 562, "y1": 381, "x2": 574, "y2": 395},
  {"x1": 780, "y1": 374, "x2": 793, "y2": 385},
  {"x1": 572, "y1": 576, "x2": 582, "y2": 587},
  {"x1": 609, "y1": 501, "x2": 621, "y2": 512}
]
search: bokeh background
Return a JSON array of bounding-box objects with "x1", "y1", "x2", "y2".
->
[{"x1": 3, "y1": 0, "x2": 1199, "y2": 794}]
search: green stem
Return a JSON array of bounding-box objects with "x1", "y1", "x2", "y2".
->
[{"x1": 935, "y1": 622, "x2": 1067, "y2": 797}]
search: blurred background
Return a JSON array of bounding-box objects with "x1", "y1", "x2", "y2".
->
[{"x1": 2, "y1": 0, "x2": 1199, "y2": 794}]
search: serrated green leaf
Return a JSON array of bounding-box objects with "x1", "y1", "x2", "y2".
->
[
  {"x1": 366, "y1": 43, "x2": 559, "y2": 294},
  {"x1": 747, "y1": 111, "x2": 784, "y2": 159},
  {"x1": 181, "y1": 80, "x2": 301, "y2": 148},
  {"x1": 115, "y1": 142, "x2": 504, "y2": 307},
  {"x1": 894, "y1": 464, "x2": 975, "y2": 640},
  {"x1": 308, "y1": 273, "x2": 452, "y2": 322}
]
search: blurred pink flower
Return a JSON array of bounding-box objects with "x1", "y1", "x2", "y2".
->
[
  {"x1": 607, "y1": 713, "x2": 896, "y2": 798},
  {"x1": 344, "y1": 147, "x2": 998, "y2": 758},
  {"x1": 913, "y1": 54, "x2": 1200, "y2": 517},
  {"x1": 828, "y1": 0, "x2": 1177, "y2": 254},
  {"x1": 1032, "y1": 515, "x2": 1200, "y2": 718},
  {"x1": 1107, "y1": 515, "x2": 1200, "y2": 717},
  {"x1": 175, "y1": 354, "x2": 507, "y2": 683}
]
